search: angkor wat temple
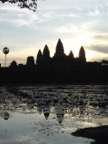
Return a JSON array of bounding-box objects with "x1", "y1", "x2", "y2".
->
[
  {"x1": 0, "y1": 39, "x2": 108, "y2": 84},
  {"x1": 9, "y1": 39, "x2": 86, "y2": 70}
]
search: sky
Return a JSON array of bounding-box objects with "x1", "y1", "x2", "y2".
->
[{"x1": 0, "y1": 0, "x2": 108, "y2": 66}]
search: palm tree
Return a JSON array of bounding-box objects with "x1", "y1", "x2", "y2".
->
[{"x1": 3, "y1": 47, "x2": 9, "y2": 67}]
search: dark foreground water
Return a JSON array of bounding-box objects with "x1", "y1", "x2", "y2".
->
[{"x1": 0, "y1": 85, "x2": 108, "y2": 144}]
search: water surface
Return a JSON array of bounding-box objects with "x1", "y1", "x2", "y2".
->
[{"x1": 0, "y1": 85, "x2": 108, "y2": 144}]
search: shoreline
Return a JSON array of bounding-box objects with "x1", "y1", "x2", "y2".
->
[
  {"x1": 0, "y1": 82, "x2": 108, "y2": 87},
  {"x1": 72, "y1": 125, "x2": 108, "y2": 144}
]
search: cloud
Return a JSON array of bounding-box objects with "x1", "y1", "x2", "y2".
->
[
  {"x1": 87, "y1": 44, "x2": 108, "y2": 54},
  {"x1": 0, "y1": 4, "x2": 41, "y2": 26},
  {"x1": 93, "y1": 34, "x2": 108, "y2": 40},
  {"x1": 57, "y1": 24, "x2": 80, "y2": 33},
  {"x1": 56, "y1": 20, "x2": 98, "y2": 34},
  {"x1": 88, "y1": 8, "x2": 101, "y2": 17},
  {"x1": 0, "y1": 134, "x2": 41, "y2": 144},
  {"x1": 87, "y1": 3, "x2": 108, "y2": 17},
  {"x1": 63, "y1": 13, "x2": 79, "y2": 17},
  {"x1": 1, "y1": 0, "x2": 108, "y2": 64}
]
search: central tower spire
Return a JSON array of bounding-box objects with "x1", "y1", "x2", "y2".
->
[{"x1": 54, "y1": 39, "x2": 65, "y2": 58}]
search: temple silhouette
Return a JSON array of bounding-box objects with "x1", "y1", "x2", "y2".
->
[{"x1": 0, "y1": 39, "x2": 108, "y2": 84}]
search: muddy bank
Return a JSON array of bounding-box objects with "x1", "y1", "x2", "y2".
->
[{"x1": 72, "y1": 125, "x2": 108, "y2": 144}]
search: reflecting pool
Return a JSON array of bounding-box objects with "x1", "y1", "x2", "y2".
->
[{"x1": 0, "y1": 85, "x2": 108, "y2": 144}]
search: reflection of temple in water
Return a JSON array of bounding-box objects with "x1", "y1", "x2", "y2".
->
[
  {"x1": 43, "y1": 106, "x2": 50, "y2": 120},
  {"x1": 0, "y1": 96, "x2": 97, "y2": 123},
  {"x1": 36, "y1": 95, "x2": 65, "y2": 123},
  {"x1": 0, "y1": 85, "x2": 107, "y2": 124},
  {"x1": 37, "y1": 105, "x2": 43, "y2": 114},
  {"x1": 55, "y1": 103, "x2": 65, "y2": 124}
]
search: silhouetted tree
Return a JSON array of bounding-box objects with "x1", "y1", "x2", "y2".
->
[
  {"x1": 0, "y1": 0, "x2": 38, "y2": 11},
  {"x1": 3, "y1": 47, "x2": 9, "y2": 67},
  {"x1": 26, "y1": 56, "x2": 35, "y2": 67},
  {"x1": 79, "y1": 46, "x2": 86, "y2": 63},
  {"x1": 54, "y1": 39, "x2": 65, "y2": 58},
  {"x1": 10, "y1": 60, "x2": 17, "y2": 68},
  {"x1": 36, "y1": 50, "x2": 43, "y2": 68},
  {"x1": 102, "y1": 60, "x2": 108, "y2": 65}
]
